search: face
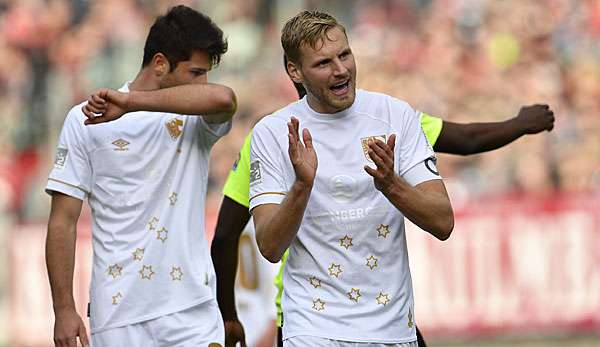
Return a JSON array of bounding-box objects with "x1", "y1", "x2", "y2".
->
[
  {"x1": 158, "y1": 50, "x2": 211, "y2": 88},
  {"x1": 289, "y1": 27, "x2": 356, "y2": 114}
]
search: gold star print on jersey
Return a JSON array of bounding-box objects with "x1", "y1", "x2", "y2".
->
[
  {"x1": 375, "y1": 292, "x2": 390, "y2": 306},
  {"x1": 365, "y1": 255, "x2": 379, "y2": 270},
  {"x1": 347, "y1": 288, "x2": 361, "y2": 303},
  {"x1": 107, "y1": 264, "x2": 123, "y2": 278},
  {"x1": 147, "y1": 216, "x2": 158, "y2": 231},
  {"x1": 328, "y1": 263, "x2": 343, "y2": 278},
  {"x1": 308, "y1": 276, "x2": 322, "y2": 288},
  {"x1": 139, "y1": 265, "x2": 155, "y2": 280},
  {"x1": 312, "y1": 298, "x2": 325, "y2": 311},
  {"x1": 376, "y1": 224, "x2": 391, "y2": 238},
  {"x1": 170, "y1": 266, "x2": 183, "y2": 281},
  {"x1": 112, "y1": 292, "x2": 122, "y2": 305},
  {"x1": 156, "y1": 227, "x2": 168, "y2": 242},
  {"x1": 168, "y1": 192, "x2": 177, "y2": 205},
  {"x1": 339, "y1": 235, "x2": 354, "y2": 250},
  {"x1": 132, "y1": 248, "x2": 144, "y2": 261}
]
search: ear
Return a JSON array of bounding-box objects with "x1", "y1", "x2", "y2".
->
[
  {"x1": 151, "y1": 53, "x2": 170, "y2": 77},
  {"x1": 287, "y1": 59, "x2": 303, "y2": 84}
]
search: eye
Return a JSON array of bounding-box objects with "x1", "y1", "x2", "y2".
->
[
  {"x1": 340, "y1": 51, "x2": 350, "y2": 60},
  {"x1": 191, "y1": 70, "x2": 206, "y2": 77}
]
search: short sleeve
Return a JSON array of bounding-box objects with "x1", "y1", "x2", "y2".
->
[
  {"x1": 46, "y1": 107, "x2": 92, "y2": 200},
  {"x1": 222, "y1": 131, "x2": 252, "y2": 208},
  {"x1": 395, "y1": 101, "x2": 438, "y2": 185},
  {"x1": 248, "y1": 121, "x2": 288, "y2": 211},
  {"x1": 197, "y1": 117, "x2": 232, "y2": 143}
]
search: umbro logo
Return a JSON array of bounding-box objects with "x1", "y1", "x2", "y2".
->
[{"x1": 112, "y1": 138, "x2": 130, "y2": 151}]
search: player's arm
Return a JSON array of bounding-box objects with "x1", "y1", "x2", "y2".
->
[
  {"x1": 81, "y1": 84, "x2": 237, "y2": 125},
  {"x1": 46, "y1": 192, "x2": 89, "y2": 347},
  {"x1": 252, "y1": 117, "x2": 317, "y2": 263},
  {"x1": 365, "y1": 136, "x2": 454, "y2": 240},
  {"x1": 211, "y1": 196, "x2": 249, "y2": 347},
  {"x1": 434, "y1": 104, "x2": 554, "y2": 155}
]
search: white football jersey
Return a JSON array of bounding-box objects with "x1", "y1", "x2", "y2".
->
[
  {"x1": 249, "y1": 90, "x2": 439, "y2": 343},
  {"x1": 46, "y1": 83, "x2": 231, "y2": 333}
]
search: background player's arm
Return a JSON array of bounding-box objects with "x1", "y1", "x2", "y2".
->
[
  {"x1": 82, "y1": 84, "x2": 237, "y2": 125},
  {"x1": 365, "y1": 136, "x2": 454, "y2": 240},
  {"x1": 434, "y1": 104, "x2": 554, "y2": 155},
  {"x1": 46, "y1": 192, "x2": 89, "y2": 347},
  {"x1": 211, "y1": 196, "x2": 249, "y2": 347},
  {"x1": 252, "y1": 117, "x2": 316, "y2": 263}
]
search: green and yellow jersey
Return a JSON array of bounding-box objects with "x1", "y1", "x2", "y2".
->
[{"x1": 222, "y1": 112, "x2": 443, "y2": 327}]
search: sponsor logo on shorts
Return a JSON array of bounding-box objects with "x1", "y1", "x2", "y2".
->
[{"x1": 54, "y1": 147, "x2": 68, "y2": 169}]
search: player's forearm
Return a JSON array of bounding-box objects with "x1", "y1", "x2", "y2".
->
[
  {"x1": 254, "y1": 181, "x2": 312, "y2": 263},
  {"x1": 382, "y1": 177, "x2": 454, "y2": 240},
  {"x1": 46, "y1": 221, "x2": 77, "y2": 313},
  {"x1": 435, "y1": 119, "x2": 526, "y2": 155},
  {"x1": 127, "y1": 83, "x2": 237, "y2": 123},
  {"x1": 211, "y1": 197, "x2": 250, "y2": 320}
]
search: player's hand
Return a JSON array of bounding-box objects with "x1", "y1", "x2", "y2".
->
[
  {"x1": 288, "y1": 117, "x2": 317, "y2": 187},
  {"x1": 364, "y1": 134, "x2": 398, "y2": 193},
  {"x1": 224, "y1": 319, "x2": 247, "y2": 347},
  {"x1": 53, "y1": 308, "x2": 89, "y2": 347},
  {"x1": 82, "y1": 88, "x2": 129, "y2": 125},
  {"x1": 515, "y1": 104, "x2": 555, "y2": 134}
]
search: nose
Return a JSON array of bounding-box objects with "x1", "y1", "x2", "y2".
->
[{"x1": 332, "y1": 58, "x2": 348, "y2": 77}]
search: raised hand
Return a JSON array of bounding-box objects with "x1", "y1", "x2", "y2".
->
[
  {"x1": 287, "y1": 117, "x2": 317, "y2": 187},
  {"x1": 82, "y1": 88, "x2": 130, "y2": 125},
  {"x1": 515, "y1": 104, "x2": 555, "y2": 134},
  {"x1": 364, "y1": 134, "x2": 397, "y2": 193},
  {"x1": 224, "y1": 319, "x2": 247, "y2": 347}
]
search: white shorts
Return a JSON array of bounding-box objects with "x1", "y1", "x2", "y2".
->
[
  {"x1": 284, "y1": 336, "x2": 417, "y2": 347},
  {"x1": 91, "y1": 300, "x2": 224, "y2": 347}
]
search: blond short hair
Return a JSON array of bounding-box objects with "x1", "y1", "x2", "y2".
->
[{"x1": 281, "y1": 11, "x2": 347, "y2": 64}]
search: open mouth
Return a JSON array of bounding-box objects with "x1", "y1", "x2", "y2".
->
[{"x1": 330, "y1": 80, "x2": 350, "y2": 96}]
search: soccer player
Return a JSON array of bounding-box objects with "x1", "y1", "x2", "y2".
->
[
  {"x1": 45, "y1": 6, "x2": 236, "y2": 346},
  {"x1": 213, "y1": 31, "x2": 555, "y2": 347},
  {"x1": 250, "y1": 10, "x2": 455, "y2": 346}
]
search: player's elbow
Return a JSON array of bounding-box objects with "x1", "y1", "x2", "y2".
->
[
  {"x1": 433, "y1": 213, "x2": 454, "y2": 241},
  {"x1": 256, "y1": 235, "x2": 283, "y2": 263},
  {"x1": 215, "y1": 87, "x2": 237, "y2": 119}
]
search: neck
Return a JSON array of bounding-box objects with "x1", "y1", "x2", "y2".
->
[{"x1": 128, "y1": 68, "x2": 161, "y2": 91}]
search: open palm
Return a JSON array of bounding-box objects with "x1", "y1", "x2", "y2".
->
[{"x1": 287, "y1": 117, "x2": 317, "y2": 186}]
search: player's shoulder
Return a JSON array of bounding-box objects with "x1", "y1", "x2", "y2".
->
[
  {"x1": 254, "y1": 99, "x2": 303, "y2": 133},
  {"x1": 356, "y1": 89, "x2": 415, "y2": 123},
  {"x1": 359, "y1": 89, "x2": 412, "y2": 110}
]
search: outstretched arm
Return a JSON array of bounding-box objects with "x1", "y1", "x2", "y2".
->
[
  {"x1": 211, "y1": 196, "x2": 250, "y2": 347},
  {"x1": 434, "y1": 104, "x2": 554, "y2": 155},
  {"x1": 82, "y1": 84, "x2": 237, "y2": 125},
  {"x1": 46, "y1": 193, "x2": 89, "y2": 347}
]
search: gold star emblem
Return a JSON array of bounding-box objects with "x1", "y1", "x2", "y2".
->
[
  {"x1": 347, "y1": 288, "x2": 361, "y2": 303},
  {"x1": 376, "y1": 292, "x2": 391, "y2": 306},
  {"x1": 139, "y1": 265, "x2": 155, "y2": 280},
  {"x1": 132, "y1": 248, "x2": 144, "y2": 261},
  {"x1": 168, "y1": 192, "x2": 177, "y2": 205},
  {"x1": 107, "y1": 264, "x2": 123, "y2": 278},
  {"x1": 308, "y1": 276, "x2": 321, "y2": 288},
  {"x1": 170, "y1": 266, "x2": 183, "y2": 281},
  {"x1": 408, "y1": 308, "x2": 414, "y2": 328},
  {"x1": 312, "y1": 298, "x2": 325, "y2": 311},
  {"x1": 366, "y1": 255, "x2": 379, "y2": 270},
  {"x1": 148, "y1": 216, "x2": 159, "y2": 231},
  {"x1": 156, "y1": 227, "x2": 168, "y2": 242},
  {"x1": 112, "y1": 292, "x2": 122, "y2": 305},
  {"x1": 339, "y1": 235, "x2": 354, "y2": 250},
  {"x1": 327, "y1": 263, "x2": 343, "y2": 278},
  {"x1": 377, "y1": 224, "x2": 391, "y2": 238}
]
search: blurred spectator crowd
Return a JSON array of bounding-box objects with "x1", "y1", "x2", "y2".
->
[{"x1": 0, "y1": 0, "x2": 599, "y2": 223}]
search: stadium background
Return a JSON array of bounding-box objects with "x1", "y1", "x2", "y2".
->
[{"x1": 0, "y1": 0, "x2": 598, "y2": 346}]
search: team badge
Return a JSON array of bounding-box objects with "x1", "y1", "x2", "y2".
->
[
  {"x1": 361, "y1": 135, "x2": 386, "y2": 162},
  {"x1": 54, "y1": 147, "x2": 68, "y2": 169},
  {"x1": 166, "y1": 118, "x2": 184, "y2": 140}
]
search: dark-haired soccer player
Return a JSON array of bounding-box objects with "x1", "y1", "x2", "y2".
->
[{"x1": 46, "y1": 5, "x2": 236, "y2": 346}]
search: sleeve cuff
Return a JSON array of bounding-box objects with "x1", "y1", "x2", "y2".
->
[
  {"x1": 249, "y1": 192, "x2": 286, "y2": 211},
  {"x1": 46, "y1": 178, "x2": 88, "y2": 201},
  {"x1": 402, "y1": 158, "x2": 442, "y2": 186}
]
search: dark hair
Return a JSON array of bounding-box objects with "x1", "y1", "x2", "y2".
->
[{"x1": 142, "y1": 5, "x2": 227, "y2": 70}]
